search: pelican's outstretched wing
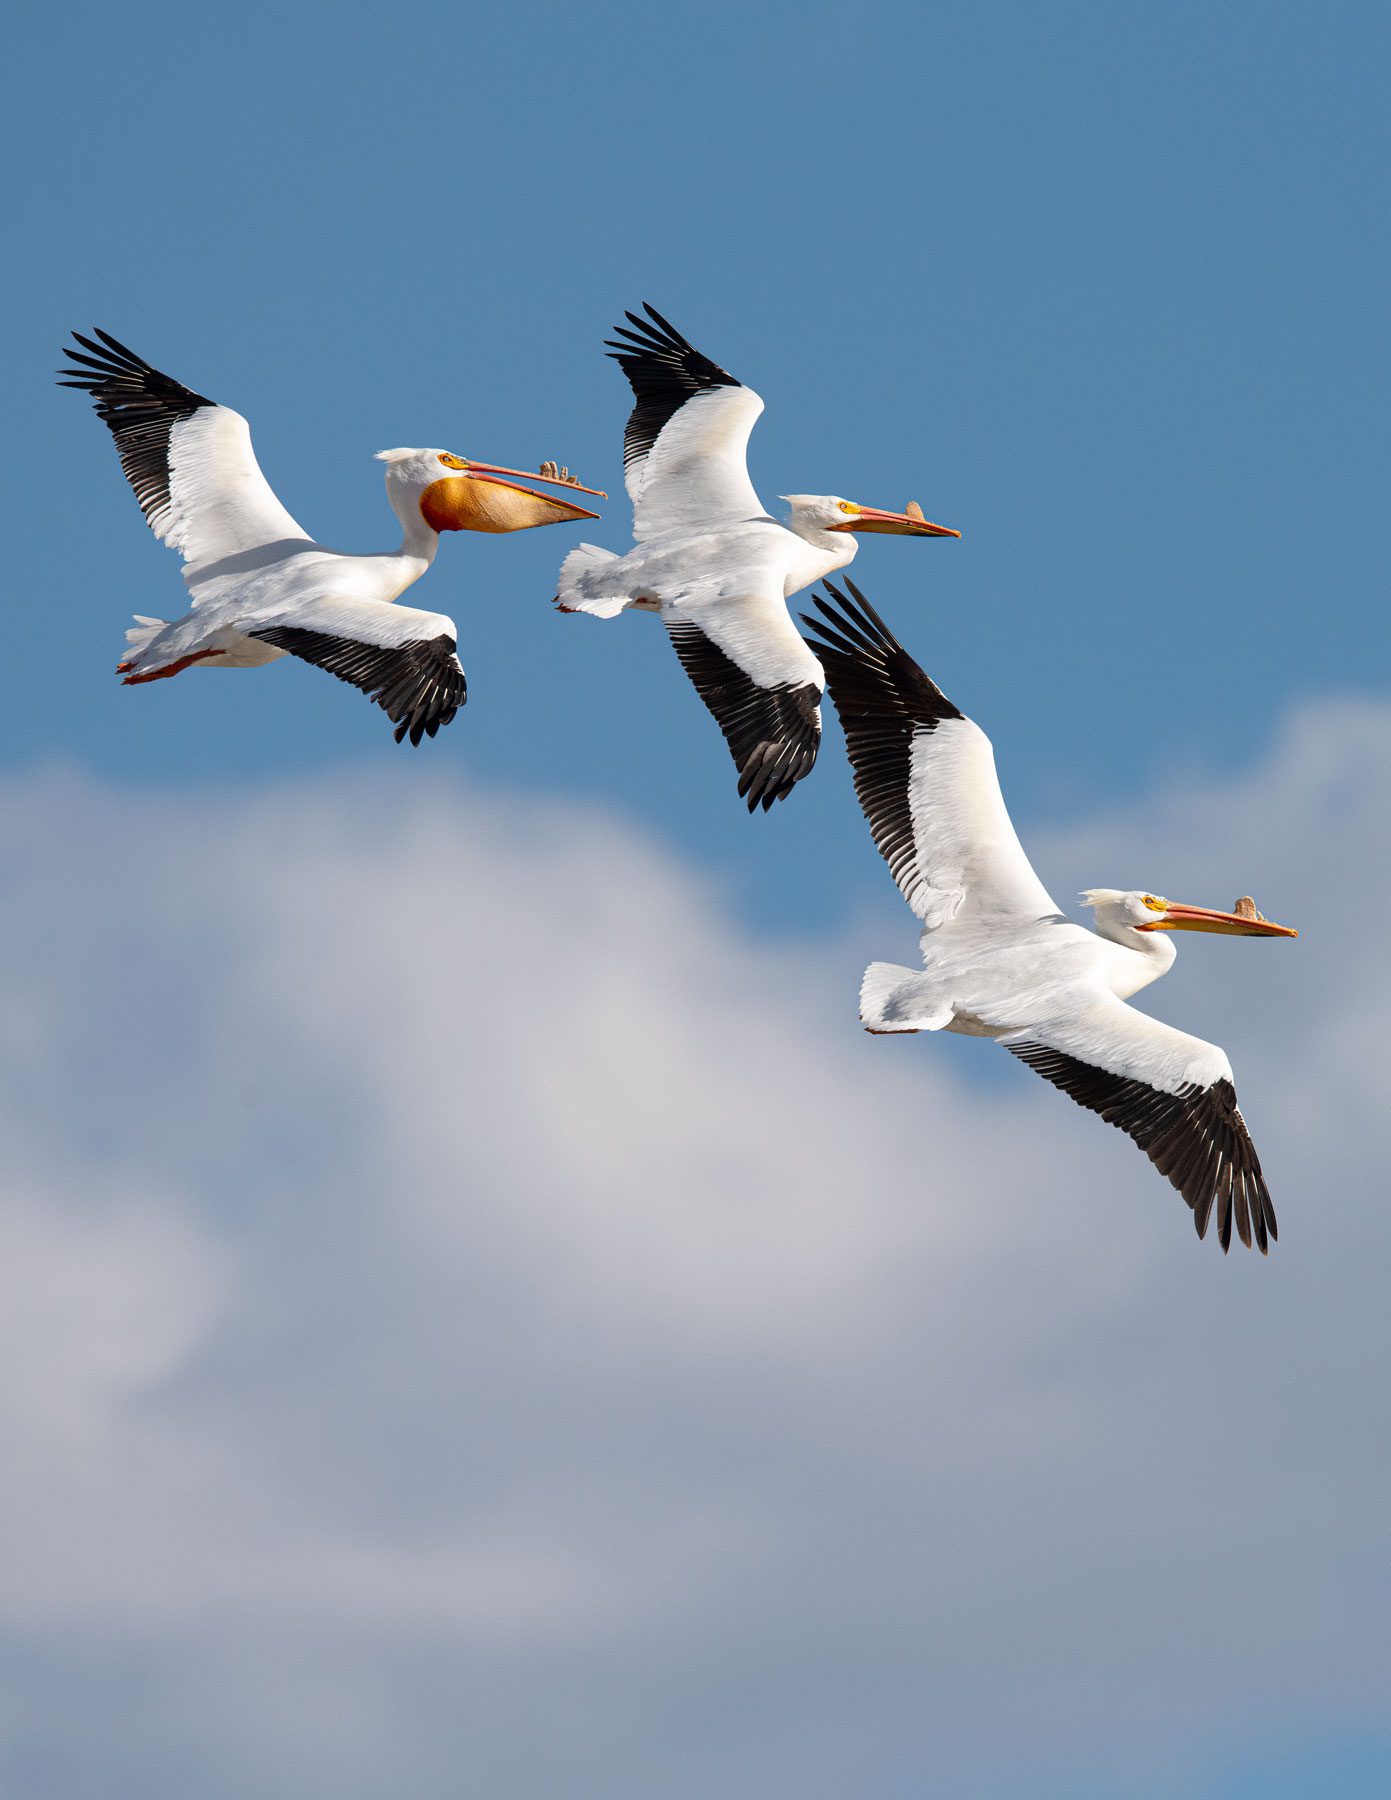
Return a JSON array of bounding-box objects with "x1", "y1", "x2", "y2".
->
[
  {"x1": 664, "y1": 589, "x2": 823, "y2": 811},
  {"x1": 605, "y1": 304, "x2": 766, "y2": 542},
  {"x1": 1001, "y1": 997, "x2": 1275, "y2": 1253},
  {"x1": 802, "y1": 580, "x2": 1059, "y2": 929},
  {"x1": 248, "y1": 598, "x2": 465, "y2": 745},
  {"x1": 59, "y1": 329, "x2": 309, "y2": 572}
]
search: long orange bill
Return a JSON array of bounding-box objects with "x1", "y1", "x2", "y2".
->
[
  {"x1": 461, "y1": 460, "x2": 606, "y2": 498},
  {"x1": 836, "y1": 505, "x2": 960, "y2": 537},
  {"x1": 1138, "y1": 902, "x2": 1298, "y2": 937}
]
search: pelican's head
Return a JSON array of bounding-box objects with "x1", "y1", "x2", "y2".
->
[
  {"x1": 781, "y1": 494, "x2": 961, "y2": 541},
  {"x1": 1080, "y1": 889, "x2": 1298, "y2": 940},
  {"x1": 376, "y1": 448, "x2": 604, "y2": 534}
]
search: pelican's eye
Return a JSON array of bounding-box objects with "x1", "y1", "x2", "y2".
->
[
  {"x1": 438, "y1": 452, "x2": 469, "y2": 470},
  {"x1": 1141, "y1": 894, "x2": 1166, "y2": 911},
  {"x1": 837, "y1": 501, "x2": 859, "y2": 515}
]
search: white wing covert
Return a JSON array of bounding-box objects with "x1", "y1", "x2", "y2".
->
[
  {"x1": 803, "y1": 581, "x2": 1059, "y2": 929},
  {"x1": 1001, "y1": 995, "x2": 1275, "y2": 1252},
  {"x1": 605, "y1": 305, "x2": 766, "y2": 542},
  {"x1": 60, "y1": 330, "x2": 309, "y2": 573}
]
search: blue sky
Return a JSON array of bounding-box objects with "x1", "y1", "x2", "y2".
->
[
  {"x1": 12, "y1": 0, "x2": 1388, "y2": 925},
  {"x1": 3, "y1": 2, "x2": 1389, "y2": 1796}
]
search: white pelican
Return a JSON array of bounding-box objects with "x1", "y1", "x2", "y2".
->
[
  {"x1": 802, "y1": 581, "x2": 1298, "y2": 1253},
  {"x1": 556, "y1": 304, "x2": 959, "y2": 810},
  {"x1": 61, "y1": 329, "x2": 604, "y2": 743}
]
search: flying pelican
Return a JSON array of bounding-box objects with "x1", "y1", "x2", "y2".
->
[
  {"x1": 60, "y1": 329, "x2": 605, "y2": 743},
  {"x1": 802, "y1": 580, "x2": 1297, "y2": 1253},
  {"x1": 556, "y1": 304, "x2": 959, "y2": 810}
]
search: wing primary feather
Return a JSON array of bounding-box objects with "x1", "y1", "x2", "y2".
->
[
  {"x1": 1233, "y1": 1172, "x2": 1253, "y2": 1252},
  {"x1": 802, "y1": 581, "x2": 965, "y2": 730},
  {"x1": 58, "y1": 328, "x2": 219, "y2": 544},
  {"x1": 1215, "y1": 1159, "x2": 1235, "y2": 1252},
  {"x1": 604, "y1": 301, "x2": 743, "y2": 473},
  {"x1": 58, "y1": 329, "x2": 213, "y2": 411},
  {"x1": 1249, "y1": 1173, "x2": 1267, "y2": 1253}
]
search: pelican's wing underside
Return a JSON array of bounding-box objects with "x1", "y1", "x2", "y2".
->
[
  {"x1": 665, "y1": 602, "x2": 822, "y2": 811},
  {"x1": 1002, "y1": 998, "x2": 1275, "y2": 1252},
  {"x1": 606, "y1": 303, "x2": 766, "y2": 540},
  {"x1": 60, "y1": 328, "x2": 309, "y2": 572},
  {"x1": 249, "y1": 597, "x2": 466, "y2": 744}
]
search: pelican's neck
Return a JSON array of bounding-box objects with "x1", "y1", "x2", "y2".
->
[
  {"x1": 1095, "y1": 919, "x2": 1177, "y2": 999},
  {"x1": 783, "y1": 520, "x2": 859, "y2": 591},
  {"x1": 379, "y1": 489, "x2": 439, "y2": 572},
  {"x1": 395, "y1": 504, "x2": 441, "y2": 566}
]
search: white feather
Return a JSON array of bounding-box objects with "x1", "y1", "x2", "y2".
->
[
  {"x1": 905, "y1": 720, "x2": 1060, "y2": 929},
  {"x1": 629, "y1": 386, "x2": 766, "y2": 541},
  {"x1": 1000, "y1": 997, "x2": 1232, "y2": 1093},
  {"x1": 161, "y1": 407, "x2": 309, "y2": 570},
  {"x1": 859, "y1": 963, "x2": 953, "y2": 1032}
]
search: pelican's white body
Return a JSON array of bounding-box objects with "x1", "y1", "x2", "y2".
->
[
  {"x1": 121, "y1": 420, "x2": 454, "y2": 679},
  {"x1": 858, "y1": 712, "x2": 1229, "y2": 1093},
  {"x1": 557, "y1": 386, "x2": 847, "y2": 691}
]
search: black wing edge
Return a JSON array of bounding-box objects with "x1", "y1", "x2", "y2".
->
[
  {"x1": 1006, "y1": 1042, "x2": 1277, "y2": 1254},
  {"x1": 799, "y1": 578, "x2": 963, "y2": 729},
  {"x1": 58, "y1": 328, "x2": 215, "y2": 537},
  {"x1": 248, "y1": 627, "x2": 466, "y2": 746},
  {"x1": 798, "y1": 578, "x2": 964, "y2": 904},
  {"x1": 604, "y1": 302, "x2": 742, "y2": 470},
  {"x1": 665, "y1": 618, "x2": 820, "y2": 812}
]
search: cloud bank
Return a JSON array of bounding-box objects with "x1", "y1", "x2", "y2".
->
[{"x1": 0, "y1": 699, "x2": 1387, "y2": 1799}]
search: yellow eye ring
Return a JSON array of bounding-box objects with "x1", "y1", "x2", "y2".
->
[{"x1": 838, "y1": 501, "x2": 859, "y2": 514}]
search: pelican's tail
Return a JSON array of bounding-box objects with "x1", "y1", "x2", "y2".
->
[
  {"x1": 116, "y1": 615, "x2": 169, "y2": 675},
  {"x1": 859, "y1": 963, "x2": 952, "y2": 1034},
  {"x1": 555, "y1": 543, "x2": 631, "y2": 619}
]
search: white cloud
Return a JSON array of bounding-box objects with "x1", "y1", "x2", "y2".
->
[{"x1": 0, "y1": 701, "x2": 1387, "y2": 1799}]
